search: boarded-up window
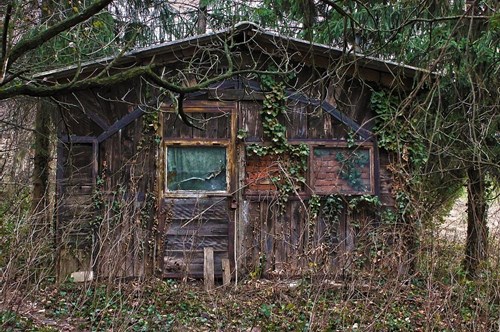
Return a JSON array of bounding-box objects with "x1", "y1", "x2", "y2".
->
[
  {"x1": 166, "y1": 146, "x2": 227, "y2": 191},
  {"x1": 312, "y1": 146, "x2": 373, "y2": 194}
]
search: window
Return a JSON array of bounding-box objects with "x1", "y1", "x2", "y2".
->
[
  {"x1": 166, "y1": 146, "x2": 227, "y2": 191},
  {"x1": 312, "y1": 146, "x2": 373, "y2": 194}
]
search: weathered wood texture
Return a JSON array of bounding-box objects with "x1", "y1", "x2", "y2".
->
[
  {"x1": 163, "y1": 101, "x2": 232, "y2": 140},
  {"x1": 237, "y1": 198, "x2": 364, "y2": 277},
  {"x1": 56, "y1": 143, "x2": 96, "y2": 278},
  {"x1": 55, "y1": 80, "x2": 156, "y2": 279},
  {"x1": 222, "y1": 258, "x2": 231, "y2": 285},
  {"x1": 236, "y1": 83, "x2": 388, "y2": 276},
  {"x1": 160, "y1": 198, "x2": 230, "y2": 278},
  {"x1": 54, "y1": 74, "x2": 394, "y2": 280},
  {"x1": 204, "y1": 247, "x2": 215, "y2": 290},
  {"x1": 96, "y1": 116, "x2": 157, "y2": 278},
  {"x1": 159, "y1": 101, "x2": 235, "y2": 279}
]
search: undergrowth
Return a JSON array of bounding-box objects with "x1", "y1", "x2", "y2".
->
[{"x1": 1, "y1": 234, "x2": 499, "y2": 331}]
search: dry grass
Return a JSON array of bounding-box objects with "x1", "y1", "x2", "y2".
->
[{"x1": 1, "y1": 198, "x2": 499, "y2": 331}]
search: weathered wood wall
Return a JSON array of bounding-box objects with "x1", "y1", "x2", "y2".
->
[
  {"x1": 54, "y1": 75, "x2": 395, "y2": 280},
  {"x1": 236, "y1": 83, "x2": 385, "y2": 277},
  {"x1": 158, "y1": 101, "x2": 235, "y2": 279},
  {"x1": 56, "y1": 142, "x2": 96, "y2": 277},
  {"x1": 55, "y1": 82, "x2": 157, "y2": 279}
]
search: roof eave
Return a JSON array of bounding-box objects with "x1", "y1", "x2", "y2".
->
[{"x1": 35, "y1": 21, "x2": 434, "y2": 82}]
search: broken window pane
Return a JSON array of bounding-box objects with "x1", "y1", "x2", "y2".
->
[{"x1": 167, "y1": 146, "x2": 227, "y2": 191}]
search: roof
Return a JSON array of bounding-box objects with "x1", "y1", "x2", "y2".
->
[{"x1": 37, "y1": 22, "x2": 431, "y2": 80}]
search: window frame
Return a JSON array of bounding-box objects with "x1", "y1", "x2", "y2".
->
[
  {"x1": 164, "y1": 142, "x2": 231, "y2": 196},
  {"x1": 309, "y1": 142, "x2": 375, "y2": 196},
  {"x1": 160, "y1": 100, "x2": 237, "y2": 198}
]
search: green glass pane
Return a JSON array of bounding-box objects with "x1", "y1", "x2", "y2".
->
[{"x1": 167, "y1": 146, "x2": 227, "y2": 191}]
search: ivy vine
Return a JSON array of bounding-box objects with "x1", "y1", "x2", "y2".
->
[
  {"x1": 335, "y1": 150, "x2": 370, "y2": 191},
  {"x1": 307, "y1": 194, "x2": 344, "y2": 257},
  {"x1": 139, "y1": 108, "x2": 162, "y2": 149},
  {"x1": 371, "y1": 90, "x2": 427, "y2": 167},
  {"x1": 246, "y1": 78, "x2": 309, "y2": 210}
]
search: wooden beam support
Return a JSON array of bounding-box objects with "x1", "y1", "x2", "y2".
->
[
  {"x1": 319, "y1": 100, "x2": 373, "y2": 141},
  {"x1": 204, "y1": 247, "x2": 215, "y2": 291},
  {"x1": 221, "y1": 258, "x2": 231, "y2": 286},
  {"x1": 243, "y1": 79, "x2": 374, "y2": 141},
  {"x1": 83, "y1": 108, "x2": 109, "y2": 131},
  {"x1": 97, "y1": 106, "x2": 144, "y2": 143}
]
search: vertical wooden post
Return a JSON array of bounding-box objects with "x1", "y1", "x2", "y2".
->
[
  {"x1": 204, "y1": 247, "x2": 214, "y2": 291},
  {"x1": 221, "y1": 258, "x2": 231, "y2": 286}
]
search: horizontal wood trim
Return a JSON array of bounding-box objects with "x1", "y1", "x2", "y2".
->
[
  {"x1": 165, "y1": 236, "x2": 228, "y2": 251},
  {"x1": 244, "y1": 140, "x2": 373, "y2": 146},
  {"x1": 166, "y1": 222, "x2": 228, "y2": 236},
  {"x1": 163, "y1": 193, "x2": 232, "y2": 199},
  {"x1": 163, "y1": 139, "x2": 230, "y2": 145},
  {"x1": 164, "y1": 249, "x2": 228, "y2": 254},
  {"x1": 58, "y1": 136, "x2": 96, "y2": 144},
  {"x1": 208, "y1": 89, "x2": 265, "y2": 101},
  {"x1": 161, "y1": 100, "x2": 235, "y2": 113}
]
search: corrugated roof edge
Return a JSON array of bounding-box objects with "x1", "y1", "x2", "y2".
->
[{"x1": 35, "y1": 21, "x2": 435, "y2": 80}]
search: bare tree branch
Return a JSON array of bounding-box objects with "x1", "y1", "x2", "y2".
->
[
  {"x1": 5, "y1": 0, "x2": 113, "y2": 74},
  {"x1": 0, "y1": 64, "x2": 150, "y2": 99},
  {"x1": 0, "y1": 3, "x2": 13, "y2": 82}
]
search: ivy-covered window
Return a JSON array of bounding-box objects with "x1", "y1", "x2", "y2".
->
[
  {"x1": 166, "y1": 146, "x2": 227, "y2": 191},
  {"x1": 312, "y1": 146, "x2": 373, "y2": 194}
]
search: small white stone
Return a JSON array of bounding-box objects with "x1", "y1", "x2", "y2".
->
[{"x1": 70, "y1": 271, "x2": 94, "y2": 282}]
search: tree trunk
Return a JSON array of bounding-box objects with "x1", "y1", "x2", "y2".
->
[
  {"x1": 32, "y1": 99, "x2": 53, "y2": 220},
  {"x1": 197, "y1": 2, "x2": 207, "y2": 34},
  {"x1": 32, "y1": 0, "x2": 57, "y2": 217},
  {"x1": 463, "y1": 166, "x2": 488, "y2": 278},
  {"x1": 299, "y1": 0, "x2": 316, "y2": 41}
]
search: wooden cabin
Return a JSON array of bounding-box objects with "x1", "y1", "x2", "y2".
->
[{"x1": 43, "y1": 22, "x2": 426, "y2": 280}]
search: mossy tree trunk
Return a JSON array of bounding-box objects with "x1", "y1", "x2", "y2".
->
[
  {"x1": 197, "y1": 1, "x2": 207, "y2": 34},
  {"x1": 31, "y1": 0, "x2": 56, "y2": 223},
  {"x1": 31, "y1": 99, "x2": 54, "y2": 222},
  {"x1": 463, "y1": 166, "x2": 488, "y2": 278}
]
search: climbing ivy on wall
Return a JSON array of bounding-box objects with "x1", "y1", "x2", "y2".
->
[
  {"x1": 246, "y1": 77, "x2": 309, "y2": 210},
  {"x1": 371, "y1": 90, "x2": 427, "y2": 168},
  {"x1": 307, "y1": 194, "x2": 344, "y2": 258},
  {"x1": 335, "y1": 150, "x2": 370, "y2": 192}
]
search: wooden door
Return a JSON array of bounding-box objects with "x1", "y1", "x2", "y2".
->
[{"x1": 160, "y1": 101, "x2": 236, "y2": 279}]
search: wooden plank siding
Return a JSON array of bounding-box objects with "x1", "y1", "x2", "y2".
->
[
  {"x1": 44, "y1": 22, "x2": 425, "y2": 280},
  {"x1": 236, "y1": 82, "x2": 382, "y2": 277},
  {"x1": 96, "y1": 115, "x2": 157, "y2": 278},
  {"x1": 56, "y1": 143, "x2": 96, "y2": 278},
  {"x1": 161, "y1": 198, "x2": 230, "y2": 278},
  {"x1": 54, "y1": 76, "x2": 393, "y2": 280}
]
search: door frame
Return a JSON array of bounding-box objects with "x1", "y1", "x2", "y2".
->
[{"x1": 157, "y1": 100, "x2": 238, "y2": 278}]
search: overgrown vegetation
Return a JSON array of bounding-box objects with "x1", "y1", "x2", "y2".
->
[
  {"x1": 1, "y1": 228, "x2": 499, "y2": 331},
  {"x1": 247, "y1": 78, "x2": 310, "y2": 209},
  {"x1": 1, "y1": 0, "x2": 499, "y2": 330}
]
